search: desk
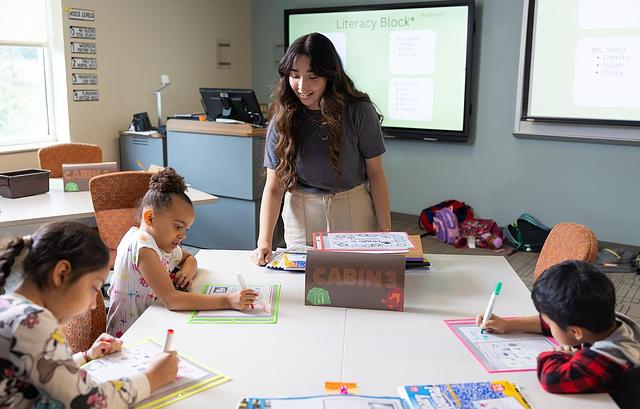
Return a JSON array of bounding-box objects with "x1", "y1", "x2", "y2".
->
[
  {"x1": 0, "y1": 178, "x2": 217, "y2": 236},
  {"x1": 122, "y1": 251, "x2": 616, "y2": 408}
]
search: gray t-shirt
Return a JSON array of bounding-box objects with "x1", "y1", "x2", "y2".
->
[{"x1": 264, "y1": 100, "x2": 385, "y2": 194}]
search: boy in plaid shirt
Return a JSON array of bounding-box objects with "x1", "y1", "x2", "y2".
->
[{"x1": 477, "y1": 260, "x2": 640, "y2": 398}]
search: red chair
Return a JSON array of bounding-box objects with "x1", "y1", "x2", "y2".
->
[
  {"x1": 89, "y1": 171, "x2": 154, "y2": 267},
  {"x1": 59, "y1": 293, "x2": 107, "y2": 353},
  {"x1": 59, "y1": 171, "x2": 153, "y2": 352},
  {"x1": 37, "y1": 143, "x2": 102, "y2": 177},
  {"x1": 533, "y1": 222, "x2": 598, "y2": 281}
]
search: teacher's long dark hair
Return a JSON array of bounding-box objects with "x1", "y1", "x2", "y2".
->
[{"x1": 270, "y1": 32, "x2": 372, "y2": 192}]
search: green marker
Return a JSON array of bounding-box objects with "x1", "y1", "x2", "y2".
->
[{"x1": 481, "y1": 281, "x2": 502, "y2": 333}]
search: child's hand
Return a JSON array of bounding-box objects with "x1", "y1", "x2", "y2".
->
[
  {"x1": 145, "y1": 351, "x2": 179, "y2": 392},
  {"x1": 555, "y1": 344, "x2": 578, "y2": 355},
  {"x1": 172, "y1": 268, "x2": 194, "y2": 290},
  {"x1": 476, "y1": 313, "x2": 512, "y2": 334},
  {"x1": 87, "y1": 333, "x2": 122, "y2": 360},
  {"x1": 227, "y1": 289, "x2": 258, "y2": 310}
]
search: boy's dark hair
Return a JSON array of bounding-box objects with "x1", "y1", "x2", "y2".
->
[
  {"x1": 140, "y1": 167, "x2": 192, "y2": 211},
  {"x1": 0, "y1": 222, "x2": 109, "y2": 291},
  {"x1": 531, "y1": 260, "x2": 616, "y2": 333}
]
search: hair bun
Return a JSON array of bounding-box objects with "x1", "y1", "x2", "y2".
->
[{"x1": 149, "y1": 167, "x2": 187, "y2": 194}]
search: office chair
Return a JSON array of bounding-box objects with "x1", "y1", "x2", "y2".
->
[
  {"x1": 533, "y1": 222, "x2": 598, "y2": 281},
  {"x1": 59, "y1": 292, "x2": 107, "y2": 353},
  {"x1": 89, "y1": 171, "x2": 154, "y2": 267},
  {"x1": 37, "y1": 143, "x2": 103, "y2": 177},
  {"x1": 59, "y1": 172, "x2": 153, "y2": 351}
]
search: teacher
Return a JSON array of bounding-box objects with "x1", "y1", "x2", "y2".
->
[{"x1": 252, "y1": 32, "x2": 391, "y2": 265}]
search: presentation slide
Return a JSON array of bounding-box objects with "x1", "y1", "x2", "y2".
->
[
  {"x1": 288, "y1": 6, "x2": 470, "y2": 132},
  {"x1": 527, "y1": 0, "x2": 640, "y2": 122}
]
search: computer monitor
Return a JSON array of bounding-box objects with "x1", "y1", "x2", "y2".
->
[{"x1": 199, "y1": 88, "x2": 265, "y2": 126}]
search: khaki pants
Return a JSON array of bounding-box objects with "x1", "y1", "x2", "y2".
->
[{"x1": 283, "y1": 183, "x2": 379, "y2": 246}]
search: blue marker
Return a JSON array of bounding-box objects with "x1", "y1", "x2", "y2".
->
[{"x1": 481, "y1": 282, "x2": 502, "y2": 333}]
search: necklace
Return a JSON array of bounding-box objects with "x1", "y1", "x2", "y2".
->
[{"x1": 301, "y1": 108, "x2": 329, "y2": 141}]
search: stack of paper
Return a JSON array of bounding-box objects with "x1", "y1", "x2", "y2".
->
[
  {"x1": 312, "y1": 232, "x2": 415, "y2": 254},
  {"x1": 266, "y1": 245, "x2": 311, "y2": 272},
  {"x1": 405, "y1": 235, "x2": 430, "y2": 269}
]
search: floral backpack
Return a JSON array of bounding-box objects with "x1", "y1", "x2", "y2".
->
[{"x1": 455, "y1": 219, "x2": 504, "y2": 249}]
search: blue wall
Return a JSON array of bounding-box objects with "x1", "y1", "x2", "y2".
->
[{"x1": 252, "y1": 0, "x2": 640, "y2": 245}]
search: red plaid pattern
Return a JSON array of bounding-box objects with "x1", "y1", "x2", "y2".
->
[
  {"x1": 537, "y1": 314, "x2": 632, "y2": 394},
  {"x1": 537, "y1": 348, "x2": 629, "y2": 393}
]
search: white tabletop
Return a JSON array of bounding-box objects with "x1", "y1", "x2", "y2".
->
[
  {"x1": 0, "y1": 178, "x2": 217, "y2": 229},
  {"x1": 121, "y1": 251, "x2": 616, "y2": 408}
]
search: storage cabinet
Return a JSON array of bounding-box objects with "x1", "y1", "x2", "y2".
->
[
  {"x1": 119, "y1": 132, "x2": 166, "y2": 171},
  {"x1": 166, "y1": 120, "x2": 266, "y2": 250}
]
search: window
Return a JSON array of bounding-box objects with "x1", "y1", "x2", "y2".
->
[{"x1": 0, "y1": 0, "x2": 65, "y2": 149}]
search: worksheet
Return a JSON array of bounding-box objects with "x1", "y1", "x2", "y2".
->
[
  {"x1": 84, "y1": 339, "x2": 229, "y2": 408},
  {"x1": 189, "y1": 284, "x2": 281, "y2": 324},
  {"x1": 445, "y1": 319, "x2": 557, "y2": 372},
  {"x1": 238, "y1": 395, "x2": 409, "y2": 409},
  {"x1": 314, "y1": 232, "x2": 414, "y2": 253}
]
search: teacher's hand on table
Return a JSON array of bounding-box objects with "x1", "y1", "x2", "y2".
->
[{"x1": 252, "y1": 243, "x2": 272, "y2": 266}]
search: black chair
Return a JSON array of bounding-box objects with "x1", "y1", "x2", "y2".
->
[{"x1": 610, "y1": 367, "x2": 640, "y2": 409}]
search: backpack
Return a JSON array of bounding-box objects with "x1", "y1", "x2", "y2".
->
[
  {"x1": 595, "y1": 248, "x2": 640, "y2": 274},
  {"x1": 455, "y1": 218, "x2": 504, "y2": 249},
  {"x1": 433, "y1": 207, "x2": 460, "y2": 245},
  {"x1": 503, "y1": 213, "x2": 551, "y2": 252},
  {"x1": 419, "y1": 200, "x2": 474, "y2": 235}
]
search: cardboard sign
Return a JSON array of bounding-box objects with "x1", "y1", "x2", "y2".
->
[
  {"x1": 62, "y1": 162, "x2": 117, "y2": 192},
  {"x1": 305, "y1": 251, "x2": 406, "y2": 311}
]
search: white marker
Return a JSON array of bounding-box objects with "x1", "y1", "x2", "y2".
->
[
  {"x1": 481, "y1": 282, "x2": 503, "y2": 333},
  {"x1": 237, "y1": 272, "x2": 254, "y2": 309},
  {"x1": 163, "y1": 329, "x2": 174, "y2": 352},
  {"x1": 237, "y1": 272, "x2": 247, "y2": 289}
]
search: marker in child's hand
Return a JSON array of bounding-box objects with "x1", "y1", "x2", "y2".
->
[
  {"x1": 163, "y1": 329, "x2": 175, "y2": 352},
  {"x1": 236, "y1": 272, "x2": 254, "y2": 309},
  {"x1": 480, "y1": 281, "x2": 502, "y2": 334},
  {"x1": 237, "y1": 272, "x2": 248, "y2": 289}
]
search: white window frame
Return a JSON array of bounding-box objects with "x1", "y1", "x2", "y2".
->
[{"x1": 0, "y1": 1, "x2": 69, "y2": 153}]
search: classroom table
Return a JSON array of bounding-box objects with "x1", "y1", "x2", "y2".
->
[
  {"x1": 121, "y1": 250, "x2": 617, "y2": 408},
  {"x1": 0, "y1": 178, "x2": 217, "y2": 236}
]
